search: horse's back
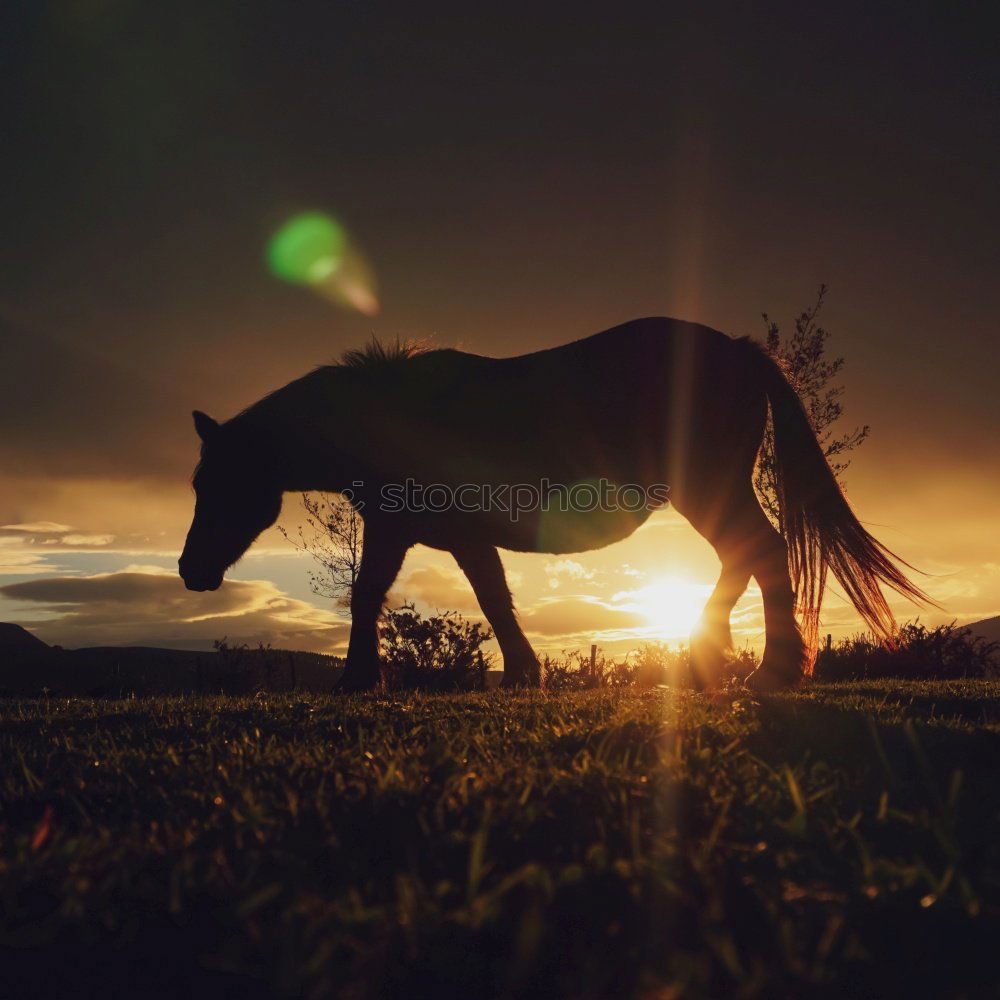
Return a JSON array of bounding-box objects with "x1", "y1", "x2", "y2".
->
[
  {"x1": 391, "y1": 317, "x2": 742, "y2": 484},
  {"x1": 496, "y1": 316, "x2": 729, "y2": 374},
  {"x1": 414, "y1": 317, "x2": 734, "y2": 409}
]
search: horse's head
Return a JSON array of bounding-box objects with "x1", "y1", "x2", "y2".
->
[{"x1": 178, "y1": 411, "x2": 283, "y2": 592}]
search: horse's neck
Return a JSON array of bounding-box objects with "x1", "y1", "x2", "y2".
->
[{"x1": 239, "y1": 370, "x2": 346, "y2": 492}]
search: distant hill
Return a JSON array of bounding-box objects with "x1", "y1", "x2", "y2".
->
[
  {"x1": 0, "y1": 624, "x2": 343, "y2": 696},
  {"x1": 0, "y1": 622, "x2": 49, "y2": 650},
  {"x1": 966, "y1": 616, "x2": 1000, "y2": 644}
]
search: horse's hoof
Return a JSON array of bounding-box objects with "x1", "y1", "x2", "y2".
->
[
  {"x1": 743, "y1": 667, "x2": 801, "y2": 692},
  {"x1": 689, "y1": 624, "x2": 735, "y2": 690},
  {"x1": 335, "y1": 672, "x2": 379, "y2": 694},
  {"x1": 690, "y1": 650, "x2": 728, "y2": 690},
  {"x1": 500, "y1": 654, "x2": 541, "y2": 689}
]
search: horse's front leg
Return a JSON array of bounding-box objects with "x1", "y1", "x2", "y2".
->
[
  {"x1": 340, "y1": 528, "x2": 410, "y2": 692},
  {"x1": 691, "y1": 559, "x2": 751, "y2": 688}
]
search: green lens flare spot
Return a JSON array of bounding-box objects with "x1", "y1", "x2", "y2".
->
[
  {"x1": 307, "y1": 255, "x2": 339, "y2": 282},
  {"x1": 267, "y1": 213, "x2": 347, "y2": 285}
]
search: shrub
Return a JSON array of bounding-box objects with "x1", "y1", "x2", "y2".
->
[
  {"x1": 541, "y1": 647, "x2": 636, "y2": 690},
  {"x1": 540, "y1": 642, "x2": 755, "y2": 690},
  {"x1": 378, "y1": 604, "x2": 493, "y2": 691},
  {"x1": 210, "y1": 640, "x2": 298, "y2": 693},
  {"x1": 814, "y1": 621, "x2": 1000, "y2": 681}
]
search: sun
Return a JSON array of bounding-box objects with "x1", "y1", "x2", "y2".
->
[{"x1": 631, "y1": 575, "x2": 714, "y2": 640}]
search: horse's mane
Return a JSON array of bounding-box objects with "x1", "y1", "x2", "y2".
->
[
  {"x1": 338, "y1": 336, "x2": 429, "y2": 370},
  {"x1": 220, "y1": 337, "x2": 431, "y2": 438}
]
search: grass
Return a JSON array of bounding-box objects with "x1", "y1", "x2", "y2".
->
[{"x1": 2, "y1": 683, "x2": 1000, "y2": 997}]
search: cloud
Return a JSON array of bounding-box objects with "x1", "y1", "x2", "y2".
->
[
  {"x1": 0, "y1": 521, "x2": 115, "y2": 549},
  {"x1": 0, "y1": 569, "x2": 349, "y2": 653},
  {"x1": 520, "y1": 596, "x2": 647, "y2": 639},
  {"x1": 59, "y1": 534, "x2": 116, "y2": 547},
  {"x1": 1, "y1": 521, "x2": 72, "y2": 534},
  {"x1": 0, "y1": 551, "x2": 54, "y2": 576},
  {"x1": 544, "y1": 558, "x2": 596, "y2": 590},
  {"x1": 0, "y1": 522, "x2": 115, "y2": 575},
  {"x1": 392, "y1": 565, "x2": 478, "y2": 612}
]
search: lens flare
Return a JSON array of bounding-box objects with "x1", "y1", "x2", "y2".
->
[
  {"x1": 267, "y1": 213, "x2": 346, "y2": 283},
  {"x1": 266, "y1": 211, "x2": 379, "y2": 315},
  {"x1": 535, "y1": 479, "x2": 651, "y2": 553}
]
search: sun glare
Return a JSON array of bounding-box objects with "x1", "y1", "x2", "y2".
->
[{"x1": 631, "y1": 576, "x2": 713, "y2": 640}]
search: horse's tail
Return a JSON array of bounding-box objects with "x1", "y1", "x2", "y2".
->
[{"x1": 737, "y1": 337, "x2": 934, "y2": 650}]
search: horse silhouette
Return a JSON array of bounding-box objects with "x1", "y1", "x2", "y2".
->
[{"x1": 178, "y1": 317, "x2": 928, "y2": 690}]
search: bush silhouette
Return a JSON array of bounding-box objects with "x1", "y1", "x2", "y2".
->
[
  {"x1": 379, "y1": 604, "x2": 493, "y2": 691},
  {"x1": 814, "y1": 621, "x2": 999, "y2": 681}
]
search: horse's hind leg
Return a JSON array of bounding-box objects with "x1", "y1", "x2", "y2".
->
[
  {"x1": 452, "y1": 544, "x2": 540, "y2": 688},
  {"x1": 742, "y1": 509, "x2": 808, "y2": 690},
  {"x1": 680, "y1": 491, "x2": 806, "y2": 689}
]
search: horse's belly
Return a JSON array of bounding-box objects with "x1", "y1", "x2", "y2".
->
[
  {"x1": 501, "y1": 504, "x2": 655, "y2": 555},
  {"x1": 407, "y1": 480, "x2": 662, "y2": 554}
]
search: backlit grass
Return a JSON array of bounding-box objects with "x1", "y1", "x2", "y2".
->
[{"x1": 3, "y1": 683, "x2": 1000, "y2": 997}]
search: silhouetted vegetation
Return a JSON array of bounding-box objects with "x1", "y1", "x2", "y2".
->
[
  {"x1": 815, "y1": 621, "x2": 1000, "y2": 681},
  {"x1": 541, "y1": 646, "x2": 640, "y2": 690},
  {"x1": 542, "y1": 642, "x2": 760, "y2": 690},
  {"x1": 379, "y1": 603, "x2": 493, "y2": 691},
  {"x1": 209, "y1": 640, "x2": 299, "y2": 693},
  {"x1": 203, "y1": 615, "x2": 997, "y2": 694},
  {"x1": 535, "y1": 621, "x2": 997, "y2": 690},
  {"x1": 4, "y1": 617, "x2": 988, "y2": 702},
  {"x1": 280, "y1": 492, "x2": 363, "y2": 605},
  {"x1": 544, "y1": 623, "x2": 997, "y2": 688},
  {"x1": 754, "y1": 285, "x2": 870, "y2": 523}
]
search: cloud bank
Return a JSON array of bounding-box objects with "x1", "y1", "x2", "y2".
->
[{"x1": 0, "y1": 568, "x2": 348, "y2": 653}]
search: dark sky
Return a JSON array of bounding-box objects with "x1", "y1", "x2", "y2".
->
[
  {"x1": 4, "y1": 5, "x2": 996, "y2": 411},
  {"x1": 1, "y1": 2, "x2": 998, "y2": 636}
]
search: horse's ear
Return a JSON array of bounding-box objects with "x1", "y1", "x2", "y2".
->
[{"x1": 192, "y1": 410, "x2": 220, "y2": 443}]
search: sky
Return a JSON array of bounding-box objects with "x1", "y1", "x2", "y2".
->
[{"x1": 1, "y1": 2, "x2": 997, "y2": 656}]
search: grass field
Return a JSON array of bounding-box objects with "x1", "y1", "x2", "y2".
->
[{"x1": 3, "y1": 683, "x2": 1000, "y2": 998}]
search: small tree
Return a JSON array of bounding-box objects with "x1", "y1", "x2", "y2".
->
[
  {"x1": 754, "y1": 285, "x2": 870, "y2": 524},
  {"x1": 280, "y1": 493, "x2": 363, "y2": 606}
]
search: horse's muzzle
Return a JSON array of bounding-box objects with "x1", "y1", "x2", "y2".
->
[{"x1": 179, "y1": 561, "x2": 223, "y2": 592}]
